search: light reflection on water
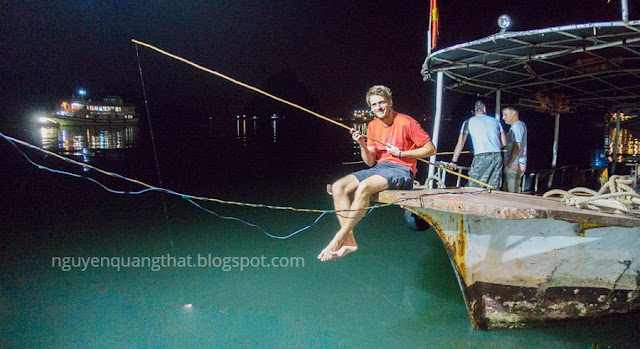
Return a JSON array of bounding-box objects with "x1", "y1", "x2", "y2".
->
[
  {"x1": 37, "y1": 125, "x2": 139, "y2": 154},
  {"x1": 606, "y1": 126, "x2": 640, "y2": 163},
  {"x1": 30, "y1": 117, "x2": 371, "y2": 169},
  {"x1": 351, "y1": 122, "x2": 367, "y2": 157},
  {"x1": 234, "y1": 114, "x2": 285, "y2": 146},
  {"x1": 33, "y1": 115, "x2": 368, "y2": 153},
  {"x1": 30, "y1": 125, "x2": 139, "y2": 166}
]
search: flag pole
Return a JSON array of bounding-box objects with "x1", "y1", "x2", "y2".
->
[
  {"x1": 427, "y1": 0, "x2": 433, "y2": 56},
  {"x1": 427, "y1": 8, "x2": 433, "y2": 56}
]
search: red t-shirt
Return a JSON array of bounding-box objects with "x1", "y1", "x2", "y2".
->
[{"x1": 366, "y1": 113, "x2": 431, "y2": 174}]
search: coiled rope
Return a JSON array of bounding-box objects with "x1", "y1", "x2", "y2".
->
[
  {"x1": 543, "y1": 175, "x2": 640, "y2": 213},
  {"x1": 131, "y1": 39, "x2": 493, "y2": 189}
]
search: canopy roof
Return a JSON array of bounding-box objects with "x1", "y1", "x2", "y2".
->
[{"x1": 422, "y1": 20, "x2": 640, "y2": 114}]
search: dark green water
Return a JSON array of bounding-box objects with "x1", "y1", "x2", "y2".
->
[{"x1": 1, "y1": 114, "x2": 638, "y2": 348}]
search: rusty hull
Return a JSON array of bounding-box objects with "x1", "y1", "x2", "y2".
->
[
  {"x1": 375, "y1": 188, "x2": 640, "y2": 330},
  {"x1": 374, "y1": 188, "x2": 640, "y2": 228}
]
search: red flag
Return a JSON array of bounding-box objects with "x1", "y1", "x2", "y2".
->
[{"x1": 430, "y1": 0, "x2": 439, "y2": 50}]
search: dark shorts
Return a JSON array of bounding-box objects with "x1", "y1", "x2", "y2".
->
[
  {"x1": 352, "y1": 162, "x2": 414, "y2": 190},
  {"x1": 468, "y1": 152, "x2": 503, "y2": 188}
]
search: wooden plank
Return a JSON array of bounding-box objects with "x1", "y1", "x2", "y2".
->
[{"x1": 374, "y1": 188, "x2": 640, "y2": 228}]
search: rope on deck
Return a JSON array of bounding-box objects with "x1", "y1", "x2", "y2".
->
[{"x1": 543, "y1": 175, "x2": 640, "y2": 213}]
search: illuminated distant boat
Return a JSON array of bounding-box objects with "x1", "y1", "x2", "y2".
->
[{"x1": 42, "y1": 90, "x2": 139, "y2": 126}]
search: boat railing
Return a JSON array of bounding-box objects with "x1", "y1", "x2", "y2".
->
[
  {"x1": 429, "y1": 162, "x2": 606, "y2": 194},
  {"x1": 522, "y1": 166, "x2": 605, "y2": 194}
]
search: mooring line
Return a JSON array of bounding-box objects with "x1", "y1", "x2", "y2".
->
[
  {"x1": 1, "y1": 133, "x2": 410, "y2": 238},
  {"x1": 131, "y1": 39, "x2": 493, "y2": 189},
  {"x1": 1, "y1": 133, "x2": 327, "y2": 213},
  {"x1": 186, "y1": 198, "x2": 329, "y2": 240}
]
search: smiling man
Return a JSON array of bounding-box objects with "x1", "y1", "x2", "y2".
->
[{"x1": 318, "y1": 85, "x2": 436, "y2": 262}]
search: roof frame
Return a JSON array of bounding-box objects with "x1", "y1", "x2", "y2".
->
[{"x1": 422, "y1": 20, "x2": 640, "y2": 112}]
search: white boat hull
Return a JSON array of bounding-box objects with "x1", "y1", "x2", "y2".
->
[
  {"x1": 48, "y1": 115, "x2": 139, "y2": 126},
  {"x1": 375, "y1": 188, "x2": 640, "y2": 329}
]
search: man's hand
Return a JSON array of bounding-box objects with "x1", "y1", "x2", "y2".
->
[
  {"x1": 385, "y1": 144, "x2": 401, "y2": 157},
  {"x1": 350, "y1": 128, "x2": 365, "y2": 146},
  {"x1": 435, "y1": 160, "x2": 457, "y2": 170}
]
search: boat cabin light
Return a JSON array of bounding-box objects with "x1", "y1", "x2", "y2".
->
[{"x1": 498, "y1": 14, "x2": 511, "y2": 33}]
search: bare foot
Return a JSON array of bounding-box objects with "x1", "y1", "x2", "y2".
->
[
  {"x1": 317, "y1": 231, "x2": 358, "y2": 262},
  {"x1": 317, "y1": 243, "x2": 338, "y2": 262},
  {"x1": 329, "y1": 232, "x2": 358, "y2": 260}
]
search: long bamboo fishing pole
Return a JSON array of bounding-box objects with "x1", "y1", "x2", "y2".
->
[{"x1": 131, "y1": 39, "x2": 493, "y2": 189}]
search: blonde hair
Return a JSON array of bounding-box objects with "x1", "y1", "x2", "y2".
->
[{"x1": 366, "y1": 85, "x2": 392, "y2": 107}]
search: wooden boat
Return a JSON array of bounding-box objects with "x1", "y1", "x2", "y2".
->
[
  {"x1": 374, "y1": 187, "x2": 640, "y2": 330},
  {"x1": 402, "y1": 2, "x2": 640, "y2": 329}
]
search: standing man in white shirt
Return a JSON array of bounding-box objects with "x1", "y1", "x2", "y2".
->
[
  {"x1": 450, "y1": 101, "x2": 506, "y2": 189},
  {"x1": 502, "y1": 106, "x2": 527, "y2": 193}
]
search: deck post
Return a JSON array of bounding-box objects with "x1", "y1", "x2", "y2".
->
[
  {"x1": 495, "y1": 89, "x2": 501, "y2": 120},
  {"x1": 548, "y1": 114, "x2": 560, "y2": 188},
  {"x1": 622, "y1": 0, "x2": 629, "y2": 22},
  {"x1": 428, "y1": 71, "x2": 444, "y2": 186}
]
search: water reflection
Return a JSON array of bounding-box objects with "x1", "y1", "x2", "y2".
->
[
  {"x1": 235, "y1": 114, "x2": 281, "y2": 146},
  {"x1": 351, "y1": 122, "x2": 367, "y2": 158},
  {"x1": 37, "y1": 125, "x2": 139, "y2": 159},
  {"x1": 236, "y1": 116, "x2": 248, "y2": 147},
  {"x1": 606, "y1": 126, "x2": 640, "y2": 163}
]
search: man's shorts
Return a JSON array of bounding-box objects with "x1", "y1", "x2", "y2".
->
[
  {"x1": 468, "y1": 152, "x2": 503, "y2": 188},
  {"x1": 503, "y1": 167, "x2": 525, "y2": 193},
  {"x1": 352, "y1": 162, "x2": 414, "y2": 190}
]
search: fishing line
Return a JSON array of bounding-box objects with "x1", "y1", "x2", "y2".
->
[
  {"x1": 2, "y1": 134, "x2": 156, "y2": 195},
  {"x1": 343, "y1": 150, "x2": 477, "y2": 165},
  {"x1": 135, "y1": 43, "x2": 170, "y2": 228},
  {"x1": 1, "y1": 133, "x2": 405, "y2": 238},
  {"x1": 135, "y1": 44, "x2": 182, "y2": 303},
  {"x1": 186, "y1": 198, "x2": 328, "y2": 240},
  {"x1": 131, "y1": 39, "x2": 493, "y2": 189}
]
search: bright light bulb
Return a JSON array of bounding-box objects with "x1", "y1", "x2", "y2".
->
[{"x1": 498, "y1": 14, "x2": 511, "y2": 30}]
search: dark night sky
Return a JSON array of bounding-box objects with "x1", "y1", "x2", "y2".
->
[{"x1": 1, "y1": 0, "x2": 637, "y2": 124}]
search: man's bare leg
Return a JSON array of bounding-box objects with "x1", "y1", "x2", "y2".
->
[
  {"x1": 318, "y1": 175, "x2": 388, "y2": 261},
  {"x1": 317, "y1": 175, "x2": 359, "y2": 261},
  {"x1": 330, "y1": 175, "x2": 359, "y2": 227}
]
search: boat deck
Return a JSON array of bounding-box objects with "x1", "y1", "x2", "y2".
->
[{"x1": 374, "y1": 188, "x2": 640, "y2": 228}]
